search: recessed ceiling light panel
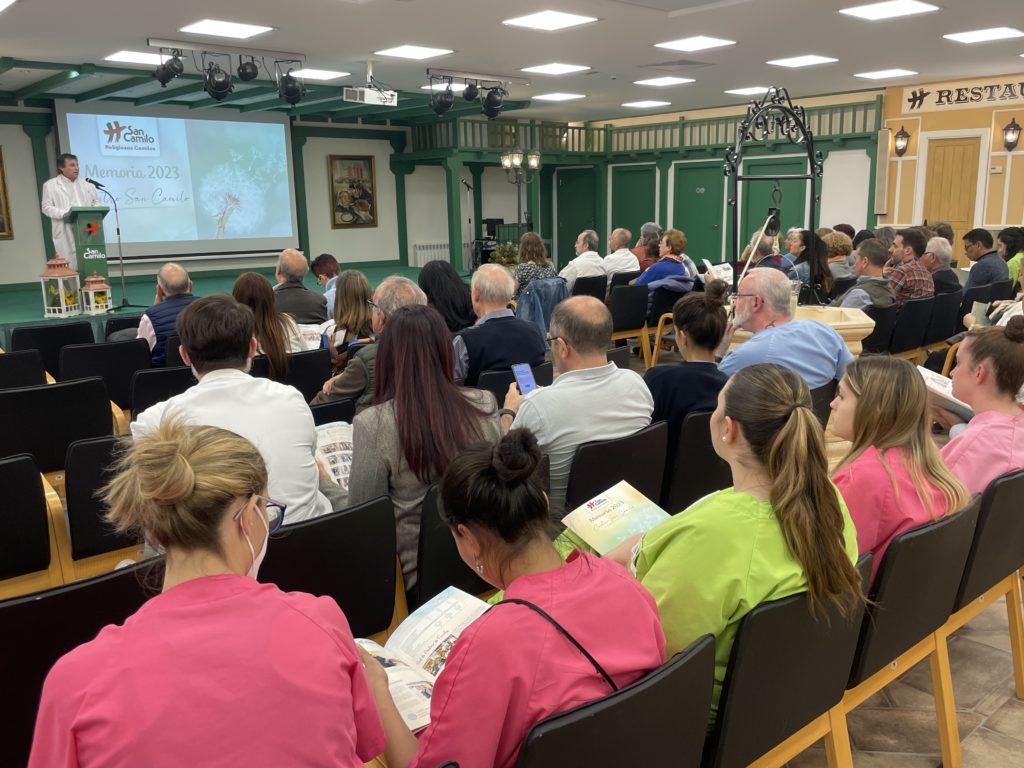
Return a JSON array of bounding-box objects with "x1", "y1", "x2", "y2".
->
[
  {"x1": 838, "y1": 1, "x2": 938, "y2": 21},
  {"x1": 0, "y1": 0, "x2": 18, "y2": 13},
  {"x1": 421, "y1": 82, "x2": 467, "y2": 92},
  {"x1": 654, "y1": 35, "x2": 735, "y2": 52},
  {"x1": 105, "y1": 51, "x2": 167, "y2": 66},
  {"x1": 290, "y1": 69, "x2": 350, "y2": 81},
  {"x1": 854, "y1": 68, "x2": 918, "y2": 79},
  {"x1": 725, "y1": 86, "x2": 770, "y2": 96},
  {"x1": 179, "y1": 19, "x2": 273, "y2": 39},
  {"x1": 634, "y1": 76, "x2": 695, "y2": 86},
  {"x1": 521, "y1": 63, "x2": 590, "y2": 75},
  {"x1": 943, "y1": 27, "x2": 1024, "y2": 44},
  {"x1": 767, "y1": 54, "x2": 838, "y2": 68},
  {"x1": 503, "y1": 10, "x2": 598, "y2": 31},
  {"x1": 534, "y1": 92, "x2": 586, "y2": 101},
  {"x1": 374, "y1": 45, "x2": 453, "y2": 60},
  {"x1": 622, "y1": 100, "x2": 671, "y2": 108}
]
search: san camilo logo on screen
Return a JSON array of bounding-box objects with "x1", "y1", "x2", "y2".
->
[{"x1": 97, "y1": 116, "x2": 161, "y2": 156}]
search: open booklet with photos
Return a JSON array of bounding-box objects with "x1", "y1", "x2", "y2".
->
[
  {"x1": 356, "y1": 587, "x2": 488, "y2": 731},
  {"x1": 560, "y1": 480, "x2": 671, "y2": 555},
  {"x1": 315, "y1": 422, "x2": 353, "y2": 490},
  {"x1": 918, "y1": 366, "x2": 975, "y2": 423}
]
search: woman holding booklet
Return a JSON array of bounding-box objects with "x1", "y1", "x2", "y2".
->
[
  {"x1": 609, "y1": 363, "x2": 862, "y2": 725},
  {"x1": 29, "y1": 420, "x2": 385, "y2": 767},
  {"x1": 361, "y1": 429, "x2": 666, "y2": 768}
]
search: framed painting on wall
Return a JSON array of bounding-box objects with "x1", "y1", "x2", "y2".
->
[
  {"x1": 328, "y1": 155, "x2": 377, "y2": 228},
  {"x1": 0, "y1": 146, "x2": 12, "y2": 240}
]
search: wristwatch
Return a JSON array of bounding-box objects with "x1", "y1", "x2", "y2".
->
[{"x1": 499, "y1": 408, "x2": 517, "y2": 419}]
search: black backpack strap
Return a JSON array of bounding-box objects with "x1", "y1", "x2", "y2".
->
[{"x1": 492, "y1": 598, "x2": 618, "y2": 692}]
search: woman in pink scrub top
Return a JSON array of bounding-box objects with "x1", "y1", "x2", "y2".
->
[
  {"x1": 362, "y1": 429, "x2": 666, "y2": 768},
  {"x1": 29, "y1": 420, "x2": 384, "y2": 768}
]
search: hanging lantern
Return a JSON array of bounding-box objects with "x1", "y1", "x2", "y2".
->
[
  {"x1": 81, "y1": 272, "x2": 112, "y2": 315},
  {"x1": 39, "y1": 255, "x2": 81, "y2": 317}
]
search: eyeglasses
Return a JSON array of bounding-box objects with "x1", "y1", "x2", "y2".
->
[
  {"x1": 233, "y1": 494, "x2": 286, "y2": 535},
  {"x1": 366, "y1": 299, "x2": 380, "y2": 313},
  {"x1": 733, "y1": 293, "x2": 758, "y2": 299},
  {"x1": 546, "y1": 334, "x2": 566, "y2": 346}
]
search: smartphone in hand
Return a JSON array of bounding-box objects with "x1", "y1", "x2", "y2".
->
[{"x1": 512, "y1": 363, "x2": 537, "y2": 396}]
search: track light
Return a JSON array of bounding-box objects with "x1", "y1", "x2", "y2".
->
[
  {"x1": 237, "y1": 57, "x2": 259, "y2": 81},
  {"x1": 431, "y1": 85, "x2": 454, "y2": 116},
  {"x1": 278, "y1": 69, "x2": 305, "y2": 105},
  {"x1": 204, "y1": 62, "x2": 233, "y2": 100},
  {"x1": 482, "y1": 87, "x2": 505, "y2": 119},
  {"x1": 463, "y1": 80, "x2": 479, "y2": 101},
  {"x1": 153, "y1": 49, "x2": 183, "y2": 87}
]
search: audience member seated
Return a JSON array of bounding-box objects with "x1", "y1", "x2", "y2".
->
[
  {"x1": 362, "y1": 429, "x2": 665, "y2": 768},
  {"x1": 311, "y1": 252, "x2": 341, "y2": 313},
  {"x1": 746, "y1": 231, "x2": 795, "y2": 275},
  {"x1": 513, "y1": 232, "x2": 557, "y2": 299},
  {"x1": 133, "y1": 295, "x2": 339, "y2": 521},
  {"x1": 823, "y1": 230, "x2": 854, "y2": 281},
  {"x1": 348, "y1": 304, "x2": 501, "y2": 591},
  {"x1": 937, "y1": 318, "x2": 1024, "y2": 494},
  {"x1": 884, "y1": 227, "x2": 934, "y2": 305},
  {"x1": 418, "y1": 259, "x2": 475, "y2": 334},
  {"x1": 790, "y1": 229, "x2": 833, "y2": 296},
  {"x1": 611, "y1": 364, "x2": 861, "y2": 723},
  {"x1": 232, "y1": 271, "x2": 303, "y2": 383},
  {"x1": 313, "y1": 276, "x2": 426, "y2": 411},
  {"x1": 833, "y1": 223, "x2": 856, "y2": 240},
  {"x1": 850, "y1": 228, "x2": 874, "y2": 265},
  {"x1": 644, "y1": 279, "x2": 729, "y2": 435},
  {"x1": 636, "y1": 228, "x2": 698, "y2": 286},
  {"x1": 603, "y1": 227, "x2": 641, "y2": 285},
  {"x1": 920, "y1": 236, "x2": 963, "y2": 295},
  {"x1": 453, "y1": 265, "x2": 546, "y2": 386},
  {"x1": 29, "y1": 420, "x2": 383, "y2": 767},
  {"x1": 502, "y1": 296, "x2": 654, "y2": 513},
  {"x1": 962, "y1": 227, "x2": 1010, "y2": 291},
  {"x1": 121, "y1": 263, "x2": 197, "y2": 366},
  {"x1": 718, "y1": 268, "x2": 854, "y2": 388},
  {"x1": 631, "y1": 221, "x2": 663, "y2": 272},
  {"x1": 964, "y1": 294, "x2": 1024, "y2": 330},
  {"x1": 273, "y1": 248, "x2": 328, "y2": 323},
  {"x1": 830, "y1": 357, "x2": 969, "y2": 584},
  {"x1": 926, "y1": 221, "x2": 956, "y2": 246},
  {"x1": 559, "y1": 229, "x2": 606, "y2": 290},
  {"x1": 830, "y1": 237, "x2": 897, "y2": 310},
  {"x1": 324, "y1": 269, "x2": 375, "y2": 370},
  {"x1": 997, "y1": 226, "x2": 1024, "y2": 290}
]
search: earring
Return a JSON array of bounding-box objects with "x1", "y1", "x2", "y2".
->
[{"x1": 475, "y1": 559, "x2": 484, "y2": 575}]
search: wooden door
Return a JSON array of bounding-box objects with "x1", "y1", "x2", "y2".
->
[
  {"x1": 674, "y1": 162, "x2": 725, "y2": 263},
  {"x1": 922, "y1": 138, "x2": 980, "y2": 264},
  {"x1": 555, "y1": 168, "x2": 596, "y2": 270}
]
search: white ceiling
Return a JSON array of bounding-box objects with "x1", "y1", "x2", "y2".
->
[{"x1": 2, "y1": 0, "x2": 1024, "y2": 121}]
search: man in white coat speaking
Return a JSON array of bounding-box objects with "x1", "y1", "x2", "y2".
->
[{"x1": 40, "y1": 153, "x2": 99, "y2": 268}]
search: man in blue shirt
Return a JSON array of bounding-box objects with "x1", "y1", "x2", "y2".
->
[
  {"x1": 962, "y1": 228, "x2": 1009, "y2": 291},
  {"x1": 716, "y1": 267, "x2": 853, "y2": 389},
  {"x1": 311, "y1": 253, "x2": 340, "y2": 315}
]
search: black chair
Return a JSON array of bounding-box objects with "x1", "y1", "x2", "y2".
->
[
  {"x1": 164, "y1": 333, "x2": 186, "y2": 367},
  {"x1": 647, "y1": 286, "x2": 681, "y2": 326},
  {"x1": 283, "y1": 349, "x2": 333, "y2": 402},
  {"x1": 412, "y1": 484, "x2": 491, "y2": 610},
  {"x1": 957, "y1": 284, "x2": 993, "y2": 333},
  {"x1": 606, "y1": 346, "x2": 631, "y2": 369},
  {"x1": 860, "y1": 304, "x2": 897, "y2": 353},
  {"x1": 0, "y1": 454, "x2": 51, "y2": 584},
  {"x1": 0, "y1": 378, "x2": 113, "y2": 473},
  {"x1": 829, "y1": 275, "x2": 857, "y2": 301},
  {"x1": 921, "y1": 289, "x2": 964, "y2": 348},
  {"x1": 989, "y1": 279, "x2": 1014, "y2": 302},
  {"x1": 259, "y1": 496, "x2": 397, "y2": 639},
  {"x1": 887, "y1": 296, "x2": 934, "y2": 355},
  {"x1": 0, "y1": 349, "x2": 47, "y2": 389},
  {"x1": 104, "y1": 315, "x2": 141, "y2": 339},
  {"x1": 609, "y1": 285, "x2": 649, "y2": 333},
  {"x1": 10, "y1": 320, "x2": 94, "y2": 378},
  {"x1": 564, "y1": 422, "x2": 668, "y2": 510},
  {"x1": 310, "y1": 399, "x2": 356, "y2": 426},
  {"x1": 702, "y1": 556, "x2": 872, "y2": 768},
  {"x1": 809, "y1": 380, "x2": 837, "y2": 429},
  {"x1": 608, "y1": 270, "x2": 641, "y2": 292},
  {"x1": 63, "y1": 437, "x2": 139, "y2": 562},
  {"x1": 130, "y1": 366, "x2": 196, "y2": 417},
  {"x1": 661, "y1": 411, "x2": 731, "y2": 514},
  {"x1": 476, "y1": 362, "x2": 554, "y2": 405},
  {"x1": 0, "y1": 560, "x2": 159, "y2": 768},
  {"x1": 571, "y1": 275, "x2": 608, "y2": 301},
  {"x1": 517, "y1": 635, "x2": 716, "y2": 768},
  {"x1": 59, "y1": 338, "x2": 152, "y2": 410}
]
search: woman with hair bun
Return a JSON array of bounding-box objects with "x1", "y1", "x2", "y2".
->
[
  {"x1": 939, "y1": 316, "x2": 1024, "y2": 493},
  {"x1": 362, "y1": 428, "x2": 665, "y2": 768},
  {"x1": 643, "y1": 278, "x2": 729, "y2": 434},
  {"x1": 30, "y1": 421, "x2": 384, "y2": 767}
]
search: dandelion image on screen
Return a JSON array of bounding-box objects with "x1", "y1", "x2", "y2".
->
[{"x1": 198, "y1": 164, "x2": 266, "y2": 239}]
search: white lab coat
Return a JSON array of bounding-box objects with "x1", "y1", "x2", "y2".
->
[{"x1": 40, "y1": 174, "x2": 99, "y2": 268}]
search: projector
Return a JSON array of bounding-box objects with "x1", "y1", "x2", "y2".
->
[{"x1": 343, "y1": 87, "x2": 398, "y2": 107}]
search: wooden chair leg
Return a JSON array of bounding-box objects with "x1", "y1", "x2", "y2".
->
[
  {"x1": 930, "y1": 626, "x2": 962, "y2": 768},
  {"x1": 1009, "y1": 569, "x2": 1024, "y2": 699},
  {"x1": 639, "y1": 327, "x2": 653, "y2": 369},
  {"x1": 823, "y1": 706, "x2": 854, "y2": 768}
]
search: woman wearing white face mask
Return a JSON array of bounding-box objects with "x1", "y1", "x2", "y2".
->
[{"x1": 29, "y1": 420, "x2": 385, "y2": 768}]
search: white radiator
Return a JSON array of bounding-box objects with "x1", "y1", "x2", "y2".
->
[{"x1": 411, "y1": 241, "x2": 473, "y2": 269}]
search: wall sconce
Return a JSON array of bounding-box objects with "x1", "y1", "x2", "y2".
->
[
  {"x1": 1004, "y1": 118, "x2": 1020, "y2": 152},
  {"x1": 894, "y1": 126, "x2": 910, "y2": 157}
]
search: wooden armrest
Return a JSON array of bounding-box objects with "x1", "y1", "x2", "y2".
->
[{"x1": 111, "y1": 401, "x2": 129, "y2": 435}]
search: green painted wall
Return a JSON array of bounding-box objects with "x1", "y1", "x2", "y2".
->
[{"x1": 609, "y1": 164, "x2": 657, "y2": 247}]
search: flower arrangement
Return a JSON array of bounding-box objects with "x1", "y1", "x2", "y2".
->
[{"x1": 490, "y1": 241, "x2": 518, "y2": 266}]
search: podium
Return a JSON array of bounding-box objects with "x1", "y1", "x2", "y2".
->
[{"x1": 69, "y1": 206, "x2": 110, "y2": 279}]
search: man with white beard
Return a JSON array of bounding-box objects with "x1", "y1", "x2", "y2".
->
[{"x1": 715, "y1": 267, "x2": 853, "y2": 389}]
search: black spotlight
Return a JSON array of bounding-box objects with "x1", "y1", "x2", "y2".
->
[
  {"x1": 153, "y1": 50, "x2": 184, "y2": 87},
  {"x1": 279, "y1": 70, "x2": 305, "y2": 105},
  {"x1": 204, "y1": 63, "x2": 233, "y2": 101},
  {"x1": 237, "y1": 57, "x2": 259, "y2": 82},
  {"x1": 463, "y1": 81, "x2": 479, "y2": 101},
  {"x1": 481, "y1": 87, "x2": 504, "y2": 119},
  {"x1": 431, "y1": 86, "x2": 454, "y2": 116}
]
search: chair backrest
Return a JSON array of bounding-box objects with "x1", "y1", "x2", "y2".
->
[
  {"x1": 953, "y1": 470, "x2": 1024, "y2": 611},
  {"x1": 310, "y1": 399, "x2": 356, "y2": 426},
  {"x1": 662, "y1": 411, "x2": 732, "y2": 513},
  {"x1": 571, "y1": 275, "x2": 608, "y2": 301},
  {"x1": 606, "y1": 346, "x2": 631, "y2": 369},
  {"x1": 830, "y1": 276, "x2": 857, "y2": 301},
  {"x1": 59, "y1": 338, "x2": 152, "y2": 409},
  {"x1": 888, "y1": 296, "x2": 934, "y2": 354},
  {"x1": 0, "y1": 378, "x2": 113, "y2": 473},
  {"x1": 608, "y1": 285, "x2": 649, "y2": 332},
  {"x1": 164, "y1": 334, "x2": 186, "y2": 367},
  {"x1": 564, "y1": 421, "x2": 669, "y2": 510},
  {"x1": 517, "y1": 634, "x2": 715, "y2": 768},
  {"x1": 103, "y1": 315, "x2": 141, "y2": 339},
  {"x1": 10, "y1": 321, "x2": 94, "y2": 377},
  {"x1": 0, "y1": 349, "x2": 47, "y2": 390},
  {"x1": 848, "y1": 500, "x2": 980, "y2": 685},
  {"x1": 808, "y1": 380, "x2": 837, "y2": 429},
  {"x1": 0, "y1": 454, "x2": 51, "y2": 582},
  {"x1": 283, "y1": 349, "x2": 333, "y2": 402},
  {"x1": 413, "y1": 484, "x2": 491, "y2": 610},
  {"x1": 0, "y1": 559, "x2": 158, "y2": 768},
  {"x1": 704, "y1": 556, "x2": 871, "y2": 768},
  {"x1": 922, "y1": 289, "x2": 964, "y2": 346},
  {"x1": 476, "y1": 362, "x2": 554, "y2": 404},
  {"x1": 648, "y1": 286, "x2": 681, "y2": 325},
  {"x1": 258, "y1": 496, "x2": 397, "y2": 638},
  {"x1": 989, "y1": 279, "x2": 1014, "y2": 302},
  {"x1": 64, "y1": 436, "x2": 139, "y2": 560},
  {"x1": 608, "y1": 270, "x2": 641, "y2": 292},
  {"x1": 130, "y1": 366, "x2": 196, "y2": 418},
  {"x1": 958, "y1": 284, "x2": 993, "y2": 333},
  {"x1": 860, "y1": 304, "x2": 898, "y2": 353}
]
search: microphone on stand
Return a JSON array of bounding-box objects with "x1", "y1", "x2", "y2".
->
[{"x1": 85, "y1": 177, "x2": 106, "y2": 189}]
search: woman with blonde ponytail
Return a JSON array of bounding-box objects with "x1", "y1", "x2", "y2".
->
[
  {"x1": 621, "y1": 363, "x2": 861, "y2": 724},
  {"x1": 30, "y1": 420, "x2": 385, "y2": 768}
]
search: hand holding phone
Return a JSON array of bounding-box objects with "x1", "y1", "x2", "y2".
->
[{"x1": 511, "y1": 363, "x2": 537, "y2": 396}]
